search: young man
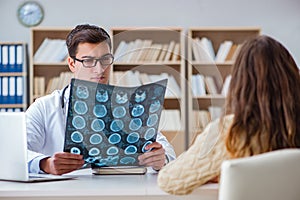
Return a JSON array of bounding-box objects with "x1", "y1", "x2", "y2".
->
[{"x1": 26, "y1": 24, "x2": 176, "y2": 175}]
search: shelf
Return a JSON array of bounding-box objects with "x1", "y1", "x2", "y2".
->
[
  {"x1": 187, "y1": 26, "x2": 261, "y2": 146},
  {"x1": 114, "y1": 61, "x2": 181, "y2": 66},
  {"x1": 0, "y1": 104, "x2": 27, "y2": 108},
  {"x1": 111, "y1": 27, "x2": 186, "y2": 156},
  {"x1": 33, "y1": 62, "x2": 68, "y2": 66},
  {"x1": 0, "y1": 42, "x2": 28, "y2": 111},
  {"x1": 191, "y1": 61, "x2": 234, "y2": 66},
  {"x1": 0, "y1": 72, "x2": 27, "y2": 77},
  {"x1": 30, "y1": 27, "x2": 71, "y2": 103}
]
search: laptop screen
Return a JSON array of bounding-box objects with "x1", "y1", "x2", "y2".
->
[
  {"x1": 63, "y1": 78, "x2": 167, "y2": 168},
  {"x1": 0, "y1": 112, "x2": 30, "y2": 181}
]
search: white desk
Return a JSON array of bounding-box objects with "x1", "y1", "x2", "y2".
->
[{"x1": 0, "y1": 169, "x2": 218, "y2": 200}]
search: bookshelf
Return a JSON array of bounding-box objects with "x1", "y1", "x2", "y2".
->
[
  {"x1": 110, "y1": 27, "x2": 186, "y2": 155},
  {"x1": 0, "y1": 42, "x2": 28, "y2": 112},
  {"x1": 30, "y1": 27, "x2": 72, "y2": 102},
  {"x1": 187, "y1": 27, "x2": 261, "y2": 145}
]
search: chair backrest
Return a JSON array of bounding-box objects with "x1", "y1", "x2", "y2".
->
[{"x1": 219, "y1": 149, "x2": 300, "y2": 200}]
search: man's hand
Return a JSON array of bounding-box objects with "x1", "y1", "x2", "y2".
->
[
  {"x1": 40, "y1": 152, "x2": 84, "y2": 175},
  {"x1": 138, "y1": 142, "x2": 166, "y2": 171}
]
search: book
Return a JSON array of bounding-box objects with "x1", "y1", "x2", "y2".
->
[
  {"x1": 201, "y1": 37, "x2": 215, "y2": 61},
  {"x1": 192, "y1": 38, "x2": 201, "y2": 62},
  {"x1": 215, "y1": 40, "x2": 233, "y2": 62},
  {"x1": 138, "y1": 40, "x2": 152, "y2": 61},
  {"x1": 225, "y1": 44, "x2": 237, "y2": 61},
  {"x1": 230, "y1": 43, "x2": 243, "y2": 61},
  {"x1": 221, "y1": 75, "x2": 232, "y2": 97},
  {"x1": 157, "y1": 44, "x2": 169, "y2": 61},
  {"x1": 159, "y1": 109, "x2": 181, "y2": 132},
  {"x1": 204, "y1": 76, "x2": 218, "y2": 95},
  {"x1": 164, "y1": 40, "x2": 176, "y2": 61},
  {"x1": 92, "y1": 166, "x2": 147, "y2": 175},
  {"x1": 171, "y1": 43, "x2": 180, "y2": 61},
  {"x1": 192, "y1": 74, "x2": 206, "y2": 96}
]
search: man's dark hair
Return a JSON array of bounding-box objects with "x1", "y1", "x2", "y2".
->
[{"x1": 66, "y1": 24, "x2": 111, "y2": 57}]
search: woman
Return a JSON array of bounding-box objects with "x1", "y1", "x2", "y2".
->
[{"x1": 157, "y1": 35, "x2": 300, "y2": 195}]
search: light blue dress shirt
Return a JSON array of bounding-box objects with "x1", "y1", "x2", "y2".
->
[{"x1": 26, "y1": 86, "x2": 176, "y2": 173}]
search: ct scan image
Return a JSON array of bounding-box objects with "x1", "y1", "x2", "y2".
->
[{"x1": 63, "y1": 78, "x2": 167, "y2": 167}]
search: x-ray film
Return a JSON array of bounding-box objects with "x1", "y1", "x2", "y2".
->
[{"x1": 63, "y1": 78, "x2": 167, "y2": 167}]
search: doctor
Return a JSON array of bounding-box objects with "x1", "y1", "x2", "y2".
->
[{"x1": 26, "y1": 24, "x2": 176, "y2": 175}]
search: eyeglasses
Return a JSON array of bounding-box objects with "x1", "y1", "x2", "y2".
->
[{"x1": 72, "y1": 53, "x2": 114, "y2": 68}]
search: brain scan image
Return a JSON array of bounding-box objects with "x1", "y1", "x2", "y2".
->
[
  {"x1": 153, "y1": 86, "x2": 164, "y2": 98},
  {"x1": 74, "y1": 100, "x2": 88, "y2": 115},
  {"x1": 127, "y1": 132, "x2": 140, "y2": 144},
  {"x1": 85, "y1": 157, "x2": 97, "y2": 163},
  {"x1": 96, "y1": 89, "x2": 109, "y2": 103},
  {"x1": 124, "y1": 145, "x2": 138, "y2": 155},
  {"x1": 112, "y1": 106, "x2": 126, "y2": 118},
  {"x1": 129, "y1": 118, "x2": 142, "y2": 131},
  {"x1": 106, "y1": 146, "x2": 119, "y2": 155},
  {"x1": 64, "y1": 78, "x2": 167, "y2": 167},
  {"x1": 110, "y1": 119, "x2": 124, "y2": 132},
  {"x1": 76, "y1": 85, "x2": 89, "y2": 99},
  {"x1": 71, "y1": 131, "x2": 83, "y2": 143},
  {"x1": 120, "y1": 157, "x2": 136, "y2": 165},
  {"x1": 108, "y1": 133, "x2": 121, "y2": 144},
  {"x1": 131, "y1": 104, "x2": 144, "y2": 117},
  {"x1": 72, "y1": 115, "x2": 86, "y2": 129},
  {"x1": 93, "y1": 104, "x2": 107, "y2": 118},
  {"x1": 144, "y1": 128, "x2": 156, "y2": 140},
  {"x1": 89, "y1": 133, "x2": 103, "y2": 145},
  {"x1": 134, "y1": 89, "x2": 146, "y2": 103},
  {"x1": 146, "y1": 114, "x2": 159, "y2": 127},
  {"x1": 91, "y1": 119, "x2": 105, "y2": 132},
  {"x1": 70, "y1": 146, "x2": 81, "y2": 154},
  {"x1": 89, "y1": 147, "x2": 100, "y2": 156},
  {"x1": 149, "y1": 100, "x2": 161, "y2": 113},
  {"x1": 98, "y1": 156, "x2": 119, "y2": 166},
  {"x1": 115, "y1": 91, "x2": 128, "y2": 104}
]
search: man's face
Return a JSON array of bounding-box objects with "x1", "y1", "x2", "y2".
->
[{"x1": 68, "y1": 42, "x2": 111, "y2": 84}]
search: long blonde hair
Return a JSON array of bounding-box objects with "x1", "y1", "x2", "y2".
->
[{"x1": 225, "y1": 35, "x2": 300, "y2": 158}]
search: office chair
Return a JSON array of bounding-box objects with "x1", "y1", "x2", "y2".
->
[{"x1": 218, "y1": 149, "x2": 300, "y2": 200}]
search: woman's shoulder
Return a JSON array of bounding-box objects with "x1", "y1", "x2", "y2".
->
[{"x1": 204, "y1": 114, "x2": 234, "y2": 133}]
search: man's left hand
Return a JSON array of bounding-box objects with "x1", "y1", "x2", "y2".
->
[{"x1": 138, "y1": 142, "x2": 166, "y2": 171}]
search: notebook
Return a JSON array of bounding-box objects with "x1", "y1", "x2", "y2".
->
[
  {"x1": 0, "y1": 112, "x2": 74, "y2": 182},
  {"x1": 92, "y1": 166, "x2": 147, "y2": 175},
  {"x1": 63, "y1": 78, "x2": 167, "y2": 172}
]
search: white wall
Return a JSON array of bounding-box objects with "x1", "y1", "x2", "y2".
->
[{"x1": 0, "y1": 0, "x2": 299, "y2": 65}]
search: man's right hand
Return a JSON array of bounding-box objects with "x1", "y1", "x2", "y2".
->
[{"x1": 40, "y1": 152, "x2": 84, "y2": 175}]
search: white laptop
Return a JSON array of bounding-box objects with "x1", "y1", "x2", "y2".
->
[{"x1": 0, "y1": 112, "x2": 74, "y2": 182}]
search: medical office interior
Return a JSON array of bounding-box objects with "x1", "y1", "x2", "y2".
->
[{"x1": 0, "y1": 0, "x2": 300, "y2": 199}]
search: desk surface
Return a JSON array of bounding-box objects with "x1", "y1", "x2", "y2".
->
[{"x1": 0, "y1": 168, "x2": 218, "y2": 200}]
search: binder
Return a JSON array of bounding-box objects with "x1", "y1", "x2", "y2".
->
[
  {"x1": 14, "y1": 108, "x2": 22, "y2": 112},
  {"x1": 16, "y1": 45, "x2": 23, "y2": 72},
  {"x1": 2, "y1": 76, "x2": 8, "y2": 104},
  {"x1": 9, "y1": 45, "x2": 16, "y2": 72},
  {"x1": 1, "y1": 45, "x2": 8, "y2": 72},
  {"x1": 0, "y1": 77, "x2": 2, "y2": 104},
  {"x1": 0, "y1": 44, "x2": 2, "y2": 72},
  {"x1": 9, "y1": 76, "x2": 16, "y2": 104},
  {"x1": 16, "y1": 76, "x2": 23, "y2": 104}
]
